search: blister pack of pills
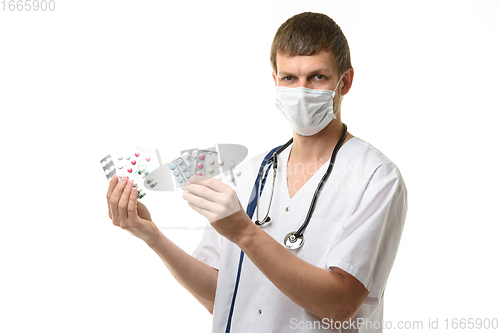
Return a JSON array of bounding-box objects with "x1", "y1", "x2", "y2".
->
[
  {"x1": 102, "y1": 144, "x2": 249, "y2": 194},
  {"x1": 168, "y1": 156, "x2": 192, "y2": 189},
  {"x1": 182, "y1": 148, "x2": 220, "y2": 177},
  {"x1": 163, "y1": 148, "x2": 219, "y2": 189},
  {"x1": 197, "y1": 151, "x2": 220, "y2": 177},
  {"x1": 144, "y1": 144, "x2": 248, "y2": 191},
  {"x1": 100, "y1": 155, "x2": 116, "y2": 181},
  {"x1": 100, "y1": 147, "x2": 160, "y2": 199}
]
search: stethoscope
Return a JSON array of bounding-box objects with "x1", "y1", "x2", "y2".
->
[
  {"x1": 223, "y1": 123, "x2": 349, "y2": 332},
  {"x1": 254, "y1": 123, "x2": 348, "y2": 250}
]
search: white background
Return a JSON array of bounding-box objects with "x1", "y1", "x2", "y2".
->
[{"x1": 1, "y1": 0, "x2": 499, "y2": 332}]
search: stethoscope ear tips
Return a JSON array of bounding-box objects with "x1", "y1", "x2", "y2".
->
[{"x1": 284, "y1": 231, "x2": 304, "y2": 249}]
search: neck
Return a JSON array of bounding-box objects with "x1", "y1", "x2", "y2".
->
[{"x1": 289, "y1": 119, "x2": 352, "y2": 163}]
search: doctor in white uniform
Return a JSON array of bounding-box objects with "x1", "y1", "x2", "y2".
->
[{"x1": 106, "y1": 12, "x2": 407, "y2": 333}]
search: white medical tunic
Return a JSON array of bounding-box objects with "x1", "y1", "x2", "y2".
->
[{"x1": 192, "y1": 137, "x2": 408, "y2": 333}]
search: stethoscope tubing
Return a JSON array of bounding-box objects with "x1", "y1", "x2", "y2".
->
[
  {"x1": 255, "y1": 141, "x2": 292, "y2": 226},
  {"x1": 224, "y1": 126, "x2": 347, "y2": 331},
  {"x1": 296, "y1": 123, "x2": 348, "y2": 236},
  {"x1": 255, "y1": 123, "x2": 348, "y2": 240}
]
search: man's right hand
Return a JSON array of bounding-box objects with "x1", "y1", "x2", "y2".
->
[
  {"x1": 106, "y1": 175, "x2": 218, "y2": 314},
  {"x1": 106, "y1": 175, "x2": 160, "y2": 245}
]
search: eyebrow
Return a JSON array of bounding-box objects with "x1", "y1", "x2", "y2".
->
[{"x1": 278, "y1": 68, "x2": 333, "y2": 77}]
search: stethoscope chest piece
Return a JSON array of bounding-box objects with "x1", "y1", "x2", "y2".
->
[{"x1": 284, "y1": 231, "x2": 304, "y2": 250}]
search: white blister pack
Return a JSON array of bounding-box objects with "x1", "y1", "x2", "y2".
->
[
  {"x1": 100, "y1": 147, "x2": 159, "y2": 199},
  {"x1": 168, "y1": 156, "x2": 192, "y2": 189},
  {"x1": 179, "y1": 148, "x2": 218, "y2": 177},
  {"x1": 100, "y1": 155, "x2": 116, "y2": 181},
  {"x1": 138, "y1": 144, "x2": 248, "y2": 192},
  {"x1": 192, "y1": 150, "x2": 220, "y2": 177}
]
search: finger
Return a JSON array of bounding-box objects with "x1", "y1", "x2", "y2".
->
[
  {"x1": 118, "y1": 180, "x2": 134, "y2": 223},
  {"x1": 106, "y1": 175, "x2": 118, "y2": 218},
  {"x1": 187, "y1": 201, "x2": 217, "y2": 222},
  {"x1": 188, "y1": 175, "x2": 227, "y2": 193},
  {"x1": 183, "y1": 190, "x2": 217, "y2": 212},
  {"x1": 183, "y1": 183, "x2": 219, "y2": 203},
  {"x1": 109, "y1": 176, "x2": 128, "y2": 222},
  {"x1": 128, "y1": 187, "x2": 139, "y2": 220}
]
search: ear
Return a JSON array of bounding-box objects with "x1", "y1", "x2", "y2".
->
[
  {"x1": 340, "y1": 68, "x2": 354, "y2": 96},
  {"x1": 272, "y1": 72, "x2": 278, "y2": 86}
]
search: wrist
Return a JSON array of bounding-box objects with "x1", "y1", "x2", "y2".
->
[
  {"x1": 145, "y1": 222, "x2": 162, "y2": 248},
  {"x1": 235, "y1": 216, "x2": 260, "y2": 250}
]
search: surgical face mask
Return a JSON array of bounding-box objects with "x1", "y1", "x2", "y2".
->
[{"x1": 275, "y1": 77, "x2": 343, "y2": 136}]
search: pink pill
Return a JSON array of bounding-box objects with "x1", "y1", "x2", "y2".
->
[
  {"x1": 199, "y1": 154, "x2": 205, "y2": 160},
  {"x1": 198, "y1": 163, "x2": 204, "y2": 169}
]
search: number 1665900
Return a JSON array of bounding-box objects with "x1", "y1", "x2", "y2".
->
[{"x1": 1, "y1": 0, "x2": 55, "y2": 11}]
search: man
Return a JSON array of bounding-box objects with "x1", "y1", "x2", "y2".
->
[{"x1": 106, "y1": 12, "x2": 407, "y2": 332}]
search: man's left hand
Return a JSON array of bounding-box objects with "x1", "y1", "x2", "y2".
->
[{"x1": 183, "y1": 176, "x2": 254, "y2": 243}]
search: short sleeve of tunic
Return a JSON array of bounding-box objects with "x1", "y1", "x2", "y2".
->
[{"x1": 327, "y1": 161, "x2": 408, "y2": 304}]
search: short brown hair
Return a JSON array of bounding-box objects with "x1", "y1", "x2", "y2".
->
[{"x1": 270, "y1": 12, "x2": 352, "y2": 77}]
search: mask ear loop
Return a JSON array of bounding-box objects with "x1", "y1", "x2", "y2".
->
[
  {"x1": 333, "y1": 75, "x2": 344, "y2": 117},
  {"x1": 333, "y1": 76, "x2": 343, "y2": 92}
]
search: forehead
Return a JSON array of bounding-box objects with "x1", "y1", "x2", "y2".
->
[{"x1": 276, "y1": 50, "x2": 337, "y2": 76}]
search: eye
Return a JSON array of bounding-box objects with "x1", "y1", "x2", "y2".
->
[
  {"x1": 282, "y1": 76, "x2": 293, "y2": 81},
  {"x1": 314, "y1": 74, "x2": 326, "y2": 80}
]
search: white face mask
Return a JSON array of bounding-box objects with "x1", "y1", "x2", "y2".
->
[{"x1": 275, "y1": 77, "x2": 343, "y2": 136}]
